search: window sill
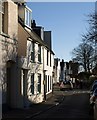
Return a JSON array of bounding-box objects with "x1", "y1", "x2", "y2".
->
[
  {"x1": 29, "y1": 94, "x2": 34, "y2": 96},
  {"x1": 24, "y1": 24, "x2": 32, "y2": 30},
  {"x1": 30, "y1": 60, "x2": 35, "y2": 63},
  {"x1": 37, "y1": 61, "x2": 42, "y2": 64},
  {"x1": 37, "y1": 92, "x2": 41, "y2": 95},
  {"x1": 0, "y1": 32, "x2": 10, "y2": 38},
  {"x1": 30, "y1": 61, "x2": 42, "y2": 65}
]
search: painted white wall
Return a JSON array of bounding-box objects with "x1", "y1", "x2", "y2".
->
[
  {"x1": 57, "y1": 60, "x2": 61, "y2": 83},
  {"x1": 43, "y1": 47, "x2": 54, "y2": 95},
  {"x1": 25, "y1": 40, "x2": 44, "y2": 103}
]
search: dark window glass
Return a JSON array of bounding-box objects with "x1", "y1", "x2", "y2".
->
[
  {"x1": 31, "y1": 74, "x2": 34, "y2": 94},
  {"x1": 31, "y1": 42, "x2": 34, "y2": 62},
  {"x1": 38, "y1": 45, "x2": 41, "y2": 62},
  {"x1": 47, "y1": 50, "x2": 49, "y2": 65},
  {"x1": 38, "y1": 74, "x2": 41, "y2": 93}
]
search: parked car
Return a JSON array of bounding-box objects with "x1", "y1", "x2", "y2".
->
[{"x1": 60, "y1": 80, "x2": 73, "y2": 90}]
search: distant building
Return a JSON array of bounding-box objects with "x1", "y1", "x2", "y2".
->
[
  {"x1": 53, "y1": 58, "x2": 60, "y2": 84},
  {"x1": 60, "y1": 59, "x2": 65, "y2": 82}
]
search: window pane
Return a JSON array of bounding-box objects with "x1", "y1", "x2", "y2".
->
[
  {"x1": 31, "y1": 52, "x2": 34, "y2": 62},
  {"x1": 31, "y1": 74, "x2": 34, "y2": 94},
  {"x1": 38, "y1": 74, "x2": 41, "y2": 93},
  {"x1": 47, "y1": 50, "x2": 49, "y2": 65},
  {"x1": 48, "y1": 76, "x2": 49, "y2": 92},
  {"x1": 45, "y1": 75, "x2": 47, "y2": 93},
  {"x1": 31, "y1": 42, "x2": 34, "y2": 62},
  {"x1": 50, "y1": 53, "x2": 51, "y2": 67},
  {"x1": 26, "y1": 9, "x2": 28, "y2": 25},
  {"x1": 25, "y1": 8, "x2": 31, "y2": 28},
  {"x1": 29, "y1": 12, "x2": 31, "y2": 26},
  {"x1": 38, "y1": 45, "x2": 41, "y2": 62},
  {"x1": 32, "y1": 42, "x2": 34, "y2": 52},
  {"x1": 50, "y1": 76, "x2": 52, "y2": 90}
]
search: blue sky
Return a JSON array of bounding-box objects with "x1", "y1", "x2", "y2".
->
[{"x1": 27, "y1": 2, "x2": 95, "y2": 62}]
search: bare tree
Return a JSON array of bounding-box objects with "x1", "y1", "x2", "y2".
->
[{"x1": 72, "y1": 42, "x2": 94, "y2": 72}]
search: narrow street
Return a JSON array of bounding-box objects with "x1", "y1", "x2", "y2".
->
[
  {"x1": 28, "y1": 85, "x2": 93, "y2": 120},
  {"x1": 2, "y1": 84, "x2": 94, "y2": 120}
]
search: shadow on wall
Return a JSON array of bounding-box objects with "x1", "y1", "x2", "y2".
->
[{"x1": 1, "y1": 35, "x2": 43, "y2": 113}]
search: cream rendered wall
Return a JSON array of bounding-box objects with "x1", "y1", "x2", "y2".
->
[
  {"x1": 1, "y1": 1, "x2": 18, "y2": 108},
  {"x1": 0, "y1": 36, "x2": 17, "y2": 106},
  {"x1": 4, "y1": 1, "x2": 18, "y2": 40},
  {"x1": 18, "y1": 23, "x2": 29, "y2": 57}
]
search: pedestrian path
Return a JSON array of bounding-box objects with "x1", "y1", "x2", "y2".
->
[
  {"x1": 2, "y1": 84, "x2": 91, "y2": 120},
  {"x1": 2, "y1": 85, "x2": 64, "y2": 120}
]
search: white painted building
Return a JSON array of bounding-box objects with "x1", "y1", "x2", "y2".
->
[
  {"x1": 43, "y1": 46, "x2": 54, "y2": 99},
  {"x1": 18, "y1": 3, "x2": 54, "y2": 107},
  {"x1": 53, "y1": 58, "x2": 60, "y2": 84}
]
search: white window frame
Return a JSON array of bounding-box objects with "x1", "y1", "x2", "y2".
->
[{"x1": 25, "y1": 6, "x2": 32, "y2": 28}]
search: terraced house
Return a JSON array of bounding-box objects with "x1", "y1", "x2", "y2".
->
[
  {"x1": 0, "y1": 0, "x2": 54, "y2": 111},
  {"x1": 0, "y1": 0, "x2": 18, "y2": 111}
]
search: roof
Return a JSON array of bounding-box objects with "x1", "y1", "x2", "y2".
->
[{"x1": 18, "y1": 17, "x2": 55, "y2": 55}]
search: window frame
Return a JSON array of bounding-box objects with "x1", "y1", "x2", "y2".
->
[{"x1": 25, "y1": 6, "x2": 32, "y2": 28}]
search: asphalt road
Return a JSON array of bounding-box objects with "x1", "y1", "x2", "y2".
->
[{"x1": 29, "y1": 92, "x2": 94, "y2": 120}]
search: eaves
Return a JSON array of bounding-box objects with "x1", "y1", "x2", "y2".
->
[{"x1": 18, "y1": 21, "x2": 55, "y2": 55}]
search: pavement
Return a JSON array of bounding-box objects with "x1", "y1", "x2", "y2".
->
[{"x1": 2, "y1": 84, "x2": 64, "y2": 120}]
